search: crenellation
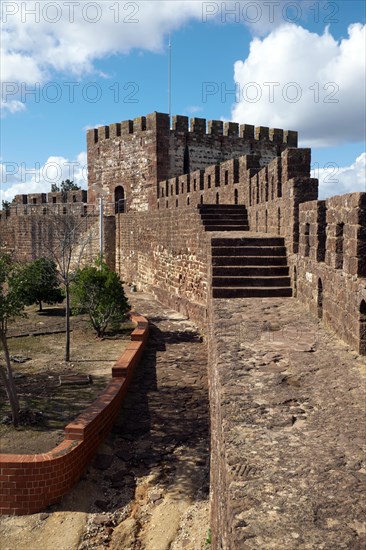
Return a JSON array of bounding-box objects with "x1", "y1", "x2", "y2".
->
[
  {"x1": 220, "y1": 158, "x2": 239, "y2": 187},
  {"x1": 179, "y1": 174, "x2": 191, "y2": 195},
  {"x1": 13, "y1": 194, "x2": 29, "y2": 206},
  {"x1": 165, "y1": 176, "x2": 178, "y2": 196},
  {"x1": 204, "y1": 164, "x2": 220, "y2": 189},
  {"x1": 207, "y1": 120, "x2": 223, "y2": 136},
  {"x1": 240, "y1": 123, "x2": 254, "y2": 139},
  {"x1": 269, "y1": 128, "x2": 284, "y2": 143},
  {"x1": 190, "y1": 117, "x2": 206, "y2": 133},
  {"x1": 255, "y1": 126, "x2": 270, "y2": 141},
  {"x1": 87, "y1": 128, "x2": 98, "y2": 146},
  {"x1": 121, "y1": 119, "x2": 133, "y2": 134},
  {"x1": 98, "y1": 125, "x2": 110, "y2": 141},
  {"x1": 172, "y1": 115, "x2": 189, "y2": 132},
  {"x1": 224, "y1": 121, "x2": 239, "y2": 137},
  {"x1": 146, "y1": 112, "x2": 170, "y2": 131},
  {"x1": 133, "y1": 115, "x2": 146, "y2": 131},
  {"x1": 282, "y1": 147, "x2": 311, "y2": 182},
  {"x1": 109, "y1": 123, "x2": 121, "y2": 138},
  {"x1": 27, "y1": 193, "x2": 47, "y2": 205},
  {"x1": 190, "y1": 169, "x2": 205, "y2": 192},
  {"x1": 299, "y1": 200, "x2": 326, "y2": 261},
  {"x1": 284, "y1": 129, "x2": 298, "y2": 147},
  {"x1": 238, "y1": 153, "x2": 261, "y2": 173}
]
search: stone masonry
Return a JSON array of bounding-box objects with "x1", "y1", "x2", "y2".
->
[{"x1": 0, "y1": 112, "x2": 365, "y2": 545}]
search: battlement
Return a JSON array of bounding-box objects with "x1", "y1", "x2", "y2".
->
[
  {"x1": 158, "y1": 148, "x2": 311, "y2": 207},
  {"x1": 11, "y1": 190, "x2": 87, "y2": 207},
  {"x1": 87, "y1": 112, "x2": 298, "y2": 147},
  {"x1": 0, "y1": 190, "x2": 89, "y2": 222}
]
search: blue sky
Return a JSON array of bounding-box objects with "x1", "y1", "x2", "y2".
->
[{"x1": 1, "y1": 0, "x2": 365, "y2": 201}]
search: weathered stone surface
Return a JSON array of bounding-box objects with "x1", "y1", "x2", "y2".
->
[{"x1": 208, "y1": 296, "x2": 366, "y2": 549}]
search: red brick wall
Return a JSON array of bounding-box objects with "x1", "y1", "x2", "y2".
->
[{"x1": 0, "y1": 313, "x2": 148, "y2": 516}]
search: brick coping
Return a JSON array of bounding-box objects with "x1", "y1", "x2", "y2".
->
[{"x1": 0, "y1": 311, "x2": 149, "y2": 515}]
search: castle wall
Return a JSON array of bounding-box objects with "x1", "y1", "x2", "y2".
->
[
  {"x1": 165, "y1": 116, "x2": 296, "y2": 191},
  {"x1": 87, "y1": 113, "x2": 168, "y2": 212},
  {"x1": 108, "y1": 142, "x2": 366, "y2": 354},
  {"x1": 87, "y1": 112, "x2": 298, "y2": 213},
  {"x1": 295, "y1": 194, "x2": 366, "y2": 354},
  {"x1": 158, "y1": 148, "x2": 318, "y2": 252},
  {"x1": 0, "y1": 205, "x2": 110, "y2": 270},
  {"x1": 2, "y1": 139, "x2": 364, "y2": 354},
  {"x1": 115, "y1": 208, "x2": 210, "y2": 324}
]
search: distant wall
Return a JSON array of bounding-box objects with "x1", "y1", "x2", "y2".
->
[
  {"x1": 0, "y1": 206, "x2": 116, "y2": 270},
  {"x1": 12, "y1": 190, "x2": 87, "y2": 206}
]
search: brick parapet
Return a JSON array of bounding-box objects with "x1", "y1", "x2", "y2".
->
[
  {"x1": 87, "y1": 112, "x2": 297, "y2": 146},
  {"x1": 157, "y1": 148, "x2": 313, "y2": 211},
  {"x1": 0, "y1": 312, "x2": 149, "y2": 515}
]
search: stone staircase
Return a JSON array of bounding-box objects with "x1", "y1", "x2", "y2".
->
[
  {"x1": 198, "y1": 204, "x2": 249, "y2": 231},
  {"x1": 198, "y1": 204, "x2": 292, "y2": 298},
  {"x1": 211, "y1": 236, "x2": 292, "y2": 298}
]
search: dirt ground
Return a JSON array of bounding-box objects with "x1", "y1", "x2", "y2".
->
[{"x1": 0, "y1": 304, "x2": 133, "y2": 454}]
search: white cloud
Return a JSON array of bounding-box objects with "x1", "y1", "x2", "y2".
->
[
  {"x1": 0, "y1": 1, "x2": 207, "y2": 113},
  {"x1": 1, "y1": 1, "x2": 204, "y2": 83},
  {"x1": 0, "y1": 153, "x2": 87, "y2": 202},
  {"x1": 313, "y1": 152, "x2": 366, "y2": 199},
  {"x1": 231, "y1": 23, "x2": 366, "y2": 147},
  {"x1": 0, "y1": 98, "x2": 26, "y2": 115}
]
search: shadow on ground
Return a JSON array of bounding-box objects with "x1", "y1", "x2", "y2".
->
[{"x1": 54, "y1": 312, "x2": 210, "y2": 514}]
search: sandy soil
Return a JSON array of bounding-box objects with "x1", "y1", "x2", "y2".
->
[{"x1": 0, "y1": 304, "x2": 133, "y2": 454}]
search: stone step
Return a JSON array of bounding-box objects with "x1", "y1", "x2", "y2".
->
[
  {"x1": 200, "y1": 214, "x2": 249, "y2": 221},
  {"x1": 212, "y1": 246, "x2": 287, "y2": 256},
  {"x1": 212, "y1": 276, "x2": 291, "y2": 287},
  {"x1": 204, "y1": 225, "x2": 250, "y2": 232},
  {"x1": 212, "y1": 287, "x2": 293, "y2": 298},
  {"x1": 198, "y1": 204, "x2": 247, "y2": 211},
  {"x1": 211, "y1": 237, "x2": 284, "y2": 247},
  {"x1": 212, "y1": 266, "x2": 289, "y2": 276},
  {"x1": 212, "y1": 255, "x2": 288, "y2": 266},
  {"x1": 202, "y1": 219, "x2": 249, "y2": 226}
]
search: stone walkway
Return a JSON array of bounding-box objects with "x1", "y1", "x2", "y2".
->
[{"x1": 209, "y1": 297, "x2": 366, "y2": 549}]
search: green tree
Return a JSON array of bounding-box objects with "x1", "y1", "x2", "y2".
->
[
  {"x1": 14, "y1": 258, "x2": 63, "y2": 312},
  {"x1": 71, "y1": 262, "x2": 130, "y2": 338},
  {"x1": 0, "y1": 249, "x2": 25, "y2": 426},
  {"x1": 51, "y1": 180, "x2": 81, "y2": 193},
  {"x1": 1, "y1": 201, "x2": 11, "y2": 218}
]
